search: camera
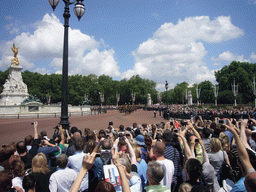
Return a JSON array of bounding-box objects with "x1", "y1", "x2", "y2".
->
[
  {"x1": 195, "y1": 138, "x2": 199, "y2": 142},
  {"x1": 101, "y1": 149, "x2": 112, "y2": 165},
  {"x1": 31, "y1": 122, "x2": 34, "y2": 125},
  {"x1": 218, "y1": 119, "x2": 226, "y2": 125},
  {"x1": 173, "y1": 129, "x2": 179, "y2": 133}
]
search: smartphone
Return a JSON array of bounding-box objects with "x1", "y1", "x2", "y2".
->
[
  {"x1": 31, "y1": 122, "x2": 34, "y2": 125},
  {"x1": 173, "y1": 129, "x2": 179, "y2": 133}
]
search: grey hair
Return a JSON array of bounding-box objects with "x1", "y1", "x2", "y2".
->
[
  {"x1": 119, "y1": 158, "x2": 132, "y2": 173},
  {"x1": 147, "y1": 161, "x2": 165, "y2": 183},
  {"x1": 56, "y1": 154, "x2": 68, "y2": 169}
]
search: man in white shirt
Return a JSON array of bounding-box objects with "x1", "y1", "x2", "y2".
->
[
  {"x1": 49, "y1": 154, "x2": 77, "y2": 192},
  {"x1": 67, "y1": 137, "x2": 88, "y2": 191},
  {"x1": 153, "y1": 141, "x2": 174, "y2": 190}
]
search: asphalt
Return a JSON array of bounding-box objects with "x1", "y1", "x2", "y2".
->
[{"x1": 0, "y1": 109, "x2": 168, "y2": 148}]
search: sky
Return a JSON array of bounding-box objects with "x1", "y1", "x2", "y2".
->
[{"x1": 0, "y1": 0, "x2": 256, "y2": 91}]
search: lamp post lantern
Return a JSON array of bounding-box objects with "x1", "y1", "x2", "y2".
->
[
  {"x1": 165, "y1": 80, "x2": 168, "y2": 108},
  {"x1": 48, "y1": 0, "x2": 85, "y2": 129}
]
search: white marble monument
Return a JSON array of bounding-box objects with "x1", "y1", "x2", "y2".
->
[{"x1": 0, "y1": 44, "x2": 29, "y2": 105}]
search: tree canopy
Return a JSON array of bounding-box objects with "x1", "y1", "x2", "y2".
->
[{"x1": 0, "y1": 60, "x2": 255, "y2": 105}]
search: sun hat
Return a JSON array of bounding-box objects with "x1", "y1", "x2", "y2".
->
[{"x1": 135, "y1": 135, "x2": 145, "y2": 146}]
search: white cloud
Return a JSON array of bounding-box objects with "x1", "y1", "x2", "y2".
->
[
  {"x1": 212, "y1": 51, "x2": 250, "y2": 63},
  {"x1": 125, "y1": 16, "x2": 243, "y2": 90},
  {"x1": 34, "y1": 67, "x2": 51, "y2": 74},
  {"x1": 0, "y1": 13, "x2": 120, "y2": 77},
  {"x1": 250, "y1": 52, "x2": 256, "y2": 62}
]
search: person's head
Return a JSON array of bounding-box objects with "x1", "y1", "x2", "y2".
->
[
  {"x1": 25, "y1": 135, "x2": 34, "y2": 146},
  {"x1": 153, "y1": 141, "x2": 166, "y2": 157},
  {"x1": 84, "y1": 128, "x2": 90, "y2": 136},
  {"x1": 0, "y1": 170, "x2": 12, "y2": 192},
  {"x1": 71, "y1": 126, "x2": 78, "y2": 135},
  {"x1": 178, "y1": 182, "x2": 192, "y2": 192},
  {"x1": 119, "y1": 157, "x2": 132, "y2": 173},
  {"x1": 56, "y1": 154, "x2": 68, "y2": 169},
  {"x1": 85, "y1": 139, "x2": 96, "y2": 153},
  {"x1": 32, "y1": 153, "x2": 50, "y2": 174},
  {"x1": 87, "y1": 131, "x2": 96, "y2": 141},
  {"x1": 219, "y1": 132, "x2": 230, "y2": 153},
  {"x1": 144, "y1": 135, "x2": 152, "y2": 147},
  {"x1": 1, "y1": 144, "x2": 15, "y2": 160},
  {"x1": 98, "y1": 129, "x2": 106, "y2": 140},
  {"x1": 102, "y1": 139, "x2": 112, "y2": 150},
  {"x1": 210, "y1": 138, "x2": 222, "y2": 153},
  {"x1": 118, "y1": 137, "x2": 128, "y2": 153},
  {"x1": 134, "y1": 135, "x2": 145, "y2": 146},
  {"x1": 185, "y1": 158, "x2": 202, "y2": 182},
  {"x1": 162, "y1": 130, "x2": 172, "y2": 143},
  {"x1": 16, "y1": 141, "x2": 27, "y2": 154},
  {"x1": 245, "y1": 171, "x2": 256, "y2": 192},
  {"x1": 40, "y1": 131, "x2": 47, "y2": 138},
  {"x1": 201, "y1": 128, "x2": 211, "y2": 139},
  {"x1": 23, "y1": 174, "x2": 36, "y2": 192},
  {"x1": 74, "y1": 137, "x2": 85, "y2": 151},
  {"x1": 95, "y1": 181, "x2": 116, "y2": 192},
  {"x1": 134, "y1": 147, "x2": 142, "y2": 162},
  {"x1": 9, "y1": 155, "x2": 25, "y2": 177},
  {"x1": 133, "y1": 123, "x2": 137, "y2": 129},
  {"x1": 73, "y1": 132, "x2": 81, "y2": 139},
  {"x1": 119, "y1": 125, "x2": 125, "y2": 132},
  {"x1": 146, "y1": 161, "x2": 165, "y2": 185}
]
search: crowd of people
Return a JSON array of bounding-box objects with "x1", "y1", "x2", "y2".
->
[{"x1": 1, "y1": 108, "x2": 256, "y2": 192}]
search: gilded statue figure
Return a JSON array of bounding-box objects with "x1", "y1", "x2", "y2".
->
[{"x1": 11, "y1": 43, "x2": 19, "y2": 65}]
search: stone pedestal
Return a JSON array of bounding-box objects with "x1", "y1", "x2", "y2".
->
[
  {"x1": 0, "y1": 64, "x2": 29, "y2": 105},
  {"x1": 188, "y1": 90, "x2": 193, "y2": 105}
]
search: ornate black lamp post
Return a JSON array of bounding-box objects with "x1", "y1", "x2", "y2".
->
[
  {"x1": 165, "y1": 80, "x2": 168, "y2": 108},
  {"x1": 48, "y1": 0, "x2": 85, "y2": 129}
]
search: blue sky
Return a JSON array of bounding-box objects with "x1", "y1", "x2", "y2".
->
[{"x1": 0, "y1": 0, "x2": 256, "y2": 91}]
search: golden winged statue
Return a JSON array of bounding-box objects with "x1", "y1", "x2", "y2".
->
[{"x1": 11, "y1": 43, "x2": 19, "y2": 65}]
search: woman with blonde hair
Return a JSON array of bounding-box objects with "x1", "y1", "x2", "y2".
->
[
  {"x1": 30, "y1": 153, "x2": 52, "y2": 192},
  {"x1": 208, "y1": 138, "x2": 231, "y2": 180}
]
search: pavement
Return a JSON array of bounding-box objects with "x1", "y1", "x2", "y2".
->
[{"x1": 0, "y1": 109, "x2": 168, "y2": 148}]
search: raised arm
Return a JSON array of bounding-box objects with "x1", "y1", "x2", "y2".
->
[
  {"x1": 225, "y1": 124, "x2": 254, "y2": 174},
  {"x1": 59, "y1": 125, "x2": 65, "y2": 146},
  {"x1": 34, "y1": 121, "x2": 38, "y2": 139},
  {"x1": 69, "y1": 152, "x2": 96, "y2": 192},
  {"x1": 112, "y1": 146, "x2": 131, "y2": 192},
  {"x1": 124, "y1": 137, "x2": 137, "y2": 166}
]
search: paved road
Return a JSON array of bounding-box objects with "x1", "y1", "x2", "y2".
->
[{"x1": 0, "y1": 109, "x2": 168, "y2": 148}]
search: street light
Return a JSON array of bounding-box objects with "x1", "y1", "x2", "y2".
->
[
  {"x1": 48, "y1": 0, "x2": 85, "y2": 129},
  {"x1": 165, "y1": 80, "x2": 168, "y2": 108}
]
